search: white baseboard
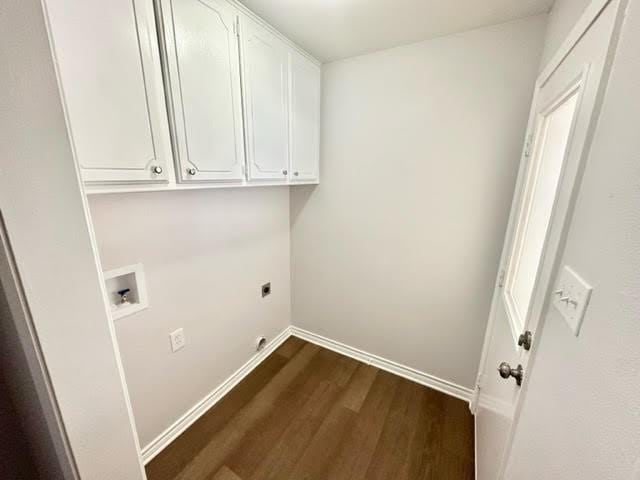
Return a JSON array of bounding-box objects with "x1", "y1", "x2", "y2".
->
[
  {"x1": 290, "y1": 326, "x2": 473, "y2": 402},
  {"x1": 140, "y1": 326, "x2": 292, "y2": 464},
  {"x1": 141, "y1": 324, "x2": 473, "y2": 464}
]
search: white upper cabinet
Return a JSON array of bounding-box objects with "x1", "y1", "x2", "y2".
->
[
  {"x1": 44, "y1": 0, "x2": 172, "y2": 184},
  {"x1": 289, "y1": 50, "x2": 321, "y2": 183},
  {"x1": 158, "y1": 0, "x2": 245, "y2": 182},
  {"x1": 240, "y1": 16, "x2": 291, "y2": 181}
]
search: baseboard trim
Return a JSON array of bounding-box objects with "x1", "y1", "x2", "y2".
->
[
  {"x1": 140, "y1": 326, "x2": 292, "y2": 464},
  {"x1": 290, "y1": 326, "x2": 473, "y2": 402},
  {"x1": 141, "y1": 325, "x2": 473, "y2": 464}
]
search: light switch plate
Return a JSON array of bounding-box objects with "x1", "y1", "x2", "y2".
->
[
  {"x1": 170, "y1": 328, "x2": 186, "y2": 352},
  {"x1": 552, "y1": 266, "x2": 593, "y2": 336}
]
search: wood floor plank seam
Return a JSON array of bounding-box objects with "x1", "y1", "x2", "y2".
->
[
  {"x1": 224, "y1": 349, "x2": 353, "y2": 479},
  {"x1": 171, "y1": 343, "x2": 321, "y2": 480},
  {"x1": 146, "y1": 338, "x2": 475, "y2": 480}
]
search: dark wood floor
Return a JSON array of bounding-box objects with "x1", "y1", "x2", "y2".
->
[{"x1": 146, "y1": 338, "x2": 474, "y2": 480}]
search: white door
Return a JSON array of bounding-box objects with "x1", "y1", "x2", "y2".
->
[
  {"x1": 240, "y1": 17, "x2": 290, "y2": 181},
  {"x1": 44, "y1": 0, "x2": 172, "y2": 184},
  {"x1": 475, "y1": 1, "x2": 625, "y2": 478},
  {"x1": 289, "y1": 50, "x2": 321, "y2": 183},
  {"x1": 159, "y1": 0, "x2": 245, "y2": 182}
]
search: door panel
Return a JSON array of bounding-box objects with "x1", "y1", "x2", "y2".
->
[
  {"x1": 476, "y1": 2, "x2": 624, "y2": 478},
  {"x1": 45, "y1": 0, "x2": 172, "y2": 183},
  {"x1": 241, "y1": 17, "x2": 290, "y2": 181},
  {"x1": 162, "y1": 0, "x2": 245, "y2": 182},
  {"x1": 289, "y1": 51, "x2": 320, "y2": 182},
  {"x1": 504, "y1": 90, "x2": 580, "y2": 339}
]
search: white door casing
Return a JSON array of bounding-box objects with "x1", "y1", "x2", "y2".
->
[
  {"x1": 158, "y1": 0, "x2": 246, "y2": 182},
  {"x1": 240, "y1": 15, "x2": 290, "y2": 181},
  {"x1": 474, "y1": 1, "x2": 627, "y2": 478},
  {"x1": 45, "y1": 0, "x2": 173, "y2": 184}
]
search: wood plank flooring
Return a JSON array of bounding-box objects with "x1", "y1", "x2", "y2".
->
[{"x1": 146, "y1": 338, "x2": 474, "y2": 480}]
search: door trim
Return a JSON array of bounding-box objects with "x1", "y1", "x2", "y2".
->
[
  {"x1": 538, "y1": 0, "x2": 612, "y2": 86},
  {"x1": 0, "y1": 212, "x2": 80, "y2": 479}
]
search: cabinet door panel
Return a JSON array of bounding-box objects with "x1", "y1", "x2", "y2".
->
[
  {"x1": 45, "y1": 0, "x2": 172, "y2": 184},
  {"x1": 162, "y1": 0, "x2": 245, "y2": 182},
  {"x1": 241, "y1": 18, "x2": 289, "y2": 181},
  {"x1": 290, "y1": 52, "x2": 320, "y2": 182}
]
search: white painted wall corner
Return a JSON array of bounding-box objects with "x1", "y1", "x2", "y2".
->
[
  {"x1": 290, "y1": 326, "x2": 473, "y2": 402},
  {"x1": 142, "y1": 324, "x2": 474, "y2": 464}
]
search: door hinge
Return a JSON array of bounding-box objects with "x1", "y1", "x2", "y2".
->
[
  {"x1": 498, "y1": 269, "x2": 506, "y2": 288},
  {"x1": 234, "y1": 17, "x2": 240, "y2": 38},
  {"x1": 524, "y1": 134, "x2": 533, "y2": 158}
]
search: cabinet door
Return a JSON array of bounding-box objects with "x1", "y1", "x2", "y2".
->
[
  {"x1": 240, "y1": 17, "x2": 290, "y2": 181},
  {"x1": 289, "y1": 51, "x2": 321, "y2": 183},
  {"x1": 159, "y1": 0, "x2": 245, "y2": 182},
  {"x1": 44, "y1": 0, "x2": 172, "y2": 184}
]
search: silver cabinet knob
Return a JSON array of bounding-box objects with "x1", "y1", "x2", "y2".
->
[
  {"x1": 187, "y1": 167, "x2": 197, "y2": 176},
  {"x1": 282, "y1": 169, "x2": 288, "y2": 176},
  {"x1": 152, "y1": 165, "x2": 163, "y2": 175},
  {"x1": 518, "y1": 331, "x2": 533, "y2": 351},
  {"x1": 294, "y1": 171, "x2": 299, "y2": 177},
  {"x1": 498, "y1": 362, "x2": 523, "y2": 386}
]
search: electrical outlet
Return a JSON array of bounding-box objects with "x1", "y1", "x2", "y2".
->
[
  {"x1": 261, "y1": 282, "x2": 271, "y2": 297},
  {"x1": 170, "y1": 328, "x2": 186, "y2": 352}
]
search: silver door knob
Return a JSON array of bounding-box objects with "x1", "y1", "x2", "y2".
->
[
  {"x1": 498, "y1": 362, "x2": 523, "y2": 386},
  {"x1": 152, "y1": 165, "x2": 163, "y2": 174},
  {"x1": 187, "y1": 167, "x2": 196, "y2": 176},
  {"x1": 518, "y1": 331, "x2": 533, "y2": 351},
  {"x1": 282, "y1": 169, "x2": 288, "y2": 176}
]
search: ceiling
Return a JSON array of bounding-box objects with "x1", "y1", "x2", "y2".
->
[{"x1": 239, "y1": 0, "x2": 554, "y2": 62}]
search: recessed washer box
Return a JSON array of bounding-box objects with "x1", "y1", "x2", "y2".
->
[{"x1": 103, "y1": 263, "x2": 148, "y2": 320}]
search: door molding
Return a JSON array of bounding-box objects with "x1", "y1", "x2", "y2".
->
[
  {"x1": 0, "y1": 212, "x2": 79, "y2": 479},
  {"x1": 538, "y1": 0, "x2": 613, "y2": 86}
]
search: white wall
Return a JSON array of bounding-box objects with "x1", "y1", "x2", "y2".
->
[
  {"x1": 540, "y1": 0, "x2": 592, "y2": 67},
  {"x1": 88, "y1": 187, "x2": 291, "y2": 447},
  {"x1": 290, "y1": 15, "x2": 547, "y2": 390},
  {"x1": 504, "y1": 0, "x2": 640, "y2": 478},
  {"x1": 0, "y1": 0, "x2": 145, "y2": 477}
]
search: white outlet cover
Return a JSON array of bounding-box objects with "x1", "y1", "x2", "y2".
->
[
  {"x1": 552, "y1": 266, "x2": 593, "y2": 336},
  {"x1": 170, "y1": 328, "x2": 186, "y2": 352}
]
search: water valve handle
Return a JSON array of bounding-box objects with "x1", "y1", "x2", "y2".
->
[{"x1": 117, "y1": 288, "x2": 131, "y2": 303}]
